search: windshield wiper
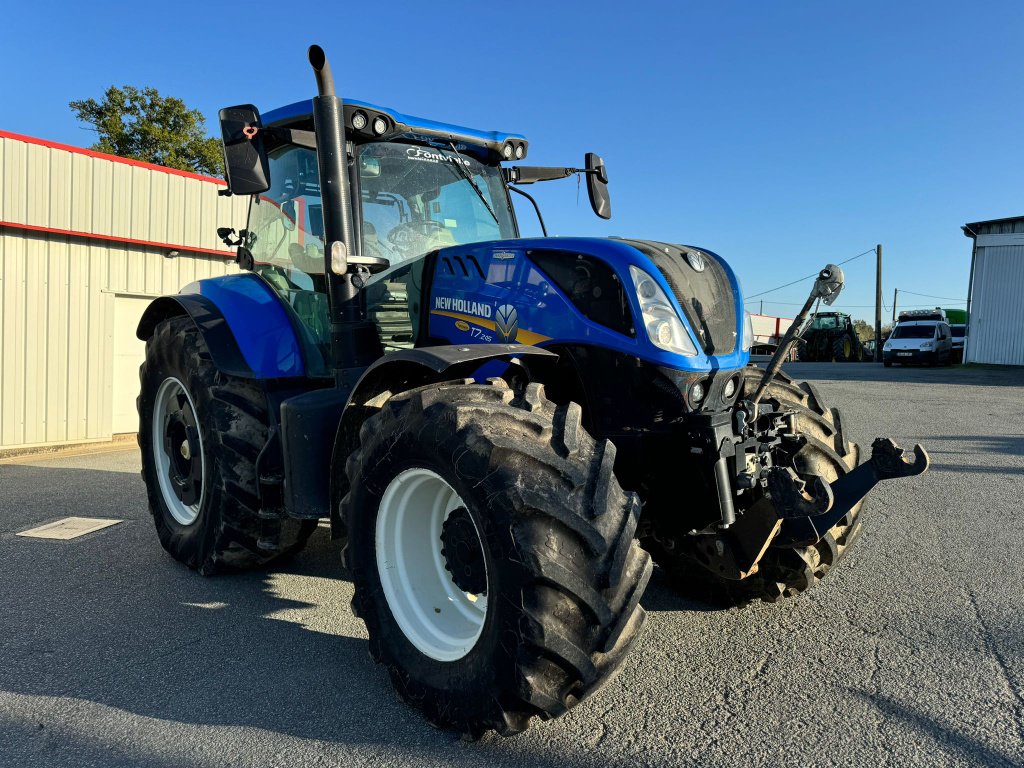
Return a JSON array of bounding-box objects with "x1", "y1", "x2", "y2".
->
[{"x1": 440, "y1": 141, "x2": 500, "y2": 228}]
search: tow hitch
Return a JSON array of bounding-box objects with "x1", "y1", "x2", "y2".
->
[
  {"x1": 769, "y1": 437, "x2": 929, "y2": 545},
  {"x1": 717, "y1": 261, "x2": 931, "y2": 566}
]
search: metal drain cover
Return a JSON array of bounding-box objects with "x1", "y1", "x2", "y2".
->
[{"x1": 17, "y1": 517, "x2": 122, "y2": 540}]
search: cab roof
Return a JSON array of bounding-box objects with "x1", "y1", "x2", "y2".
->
[{"x1": 261, "y1": 98, "x2": 526, "y2": 159}]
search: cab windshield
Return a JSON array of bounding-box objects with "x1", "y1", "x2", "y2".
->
[
  {"x1": 357, "y1": 141, "x2": 516, "y2": 266},
  {"x1": 810, "y1": 315, "x2": 840, "y2": 330}
]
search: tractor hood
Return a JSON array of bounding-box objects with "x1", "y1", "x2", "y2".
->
[{"x1": 422, "y1": 236, "x2": 748, "y2": 374}]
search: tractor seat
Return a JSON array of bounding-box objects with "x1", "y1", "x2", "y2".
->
[{"x1": 354, "y1": 222, "x2": 391, "y2": 274}]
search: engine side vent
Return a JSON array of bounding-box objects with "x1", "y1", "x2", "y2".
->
[{"x1": 528, "y1": 250, "x2": 634, "y2": 337}]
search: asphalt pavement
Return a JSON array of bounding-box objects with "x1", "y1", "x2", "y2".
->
[{"x1": 1, "y1": 363, "x2": 1022, "y2": 767}]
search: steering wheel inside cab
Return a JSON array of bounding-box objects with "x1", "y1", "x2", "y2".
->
[{"x1": 386, "y1": 220, "x2": 447, "y2": 253}]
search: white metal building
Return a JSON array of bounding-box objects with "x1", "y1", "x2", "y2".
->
[
  {"x1": 748, "y1": 313, "x2": 794, "y2": 347},
  {"x1": 0, "y1": 130, "x2": 247, "y2": 452},
  {"x1": 962, "y1": 216, "x2": 1024, "y2": 366}
]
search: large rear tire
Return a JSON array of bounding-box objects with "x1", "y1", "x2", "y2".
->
[
  {"x1": 138, "y1": 316, "x2": 316, "y2": 574},
  {"x1": 833, "y1": 336, "x2": 853, "y2": 362},
  {"x1": 646, "y1": 366, "x2": 863, "y2": 606},
  {"x1": 342, "y1": 379, "x2": 651, "y2": 737}
]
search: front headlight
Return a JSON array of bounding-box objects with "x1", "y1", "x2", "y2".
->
[
  {"x1": 629, "y1": 266, "x2": 698, "y2": 356},
  {"x1": 920, "y1": 341, "x2": 933, "y2": 349},
  {"x1": 742, "y1": 311, "x2": 754, "y2": 351}
]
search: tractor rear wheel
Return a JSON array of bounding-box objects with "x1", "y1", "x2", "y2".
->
[
  {"x1": 833, "y1": 335, "x2": 855, "y2": 362},
  {"x1": 647, "y1": 366, "x2": 863, "y2": 606},
  {"x1": 138, "y1": 316, "x2": 316, "y2": 574},
  {"x1": 342, "y1": 379, "x2": 651, "y2": 737}
]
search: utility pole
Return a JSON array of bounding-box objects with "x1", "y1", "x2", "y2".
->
[
  {"x1": 892, "y1": 288, "x2": 898, "y2": 323},
  {"x1": 874, "y1": 244, "x2": 883, "y2": 362},
  {"x1": 760, "y1": 300, "x2": 763, "y2": 315}
]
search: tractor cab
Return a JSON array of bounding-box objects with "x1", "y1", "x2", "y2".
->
[
  {"x1": 807, "y1": 311, "x2": 851, "y2": 330},
  {"x1": 218, "y1": 97, "x2": 610, "y2": 374}
]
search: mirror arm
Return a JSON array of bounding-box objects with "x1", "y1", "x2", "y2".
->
[
  {"x1": 505, "y1": 166, "x2": 590, "y2": 185},
  {"x1": 265, "y1": 127, "x2": 317, "y2": 150}
]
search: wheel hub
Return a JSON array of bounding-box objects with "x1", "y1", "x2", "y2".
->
[
  {"x1": 163, "y1": 398, "x2": 203, "y2": 506},
  {"x1": 152, "y1": 377, "x2": 206, "y2": 526},
  {"x1": 375, "y1": 468, "x2": 488, "y2": 662},
  {"x1": 440, "y1": 507, "x2": 488, "y2": 595}
]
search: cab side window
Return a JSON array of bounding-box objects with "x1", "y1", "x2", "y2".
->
[{"x1": 244, "y1": 144, "x2": 331, "y2": 376}]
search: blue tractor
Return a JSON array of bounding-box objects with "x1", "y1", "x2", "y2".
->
[{"x1": 136, "y1": 46, "x2": 928, "y2": 737}]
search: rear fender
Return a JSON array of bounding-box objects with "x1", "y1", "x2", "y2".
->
[{"x1": 136, "y1": 273, "x2": 307, "y2": 379}]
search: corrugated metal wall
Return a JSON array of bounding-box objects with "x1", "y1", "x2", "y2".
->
[
  {"x1": 0, "y1": 133, "x2": 247, "y2": 451},
  {"x1": 1, "y1": 133, "x2": 245, "y2": 254},
  {"x1": 966, "y1": 244, "x2": 1024, "y2": 366}
]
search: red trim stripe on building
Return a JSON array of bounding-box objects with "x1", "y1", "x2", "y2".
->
[
  {"x1": 0, "y1": 129, "x2": 227, "y2": 186},
  {"x1": 0, "y1": 220, "x2": 235, "y2": 259}
]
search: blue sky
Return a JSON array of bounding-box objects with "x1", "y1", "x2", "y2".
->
[{"x1": 3, "y1": 1, "x2": 1021, "y2": 322}]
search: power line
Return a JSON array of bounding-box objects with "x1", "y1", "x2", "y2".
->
[
  {"x1": 744, "y1": 248, "x2": 876, "y2": 300},
  {"x1": 896, "y1": 289, "x2": 968, "y2": 302}
]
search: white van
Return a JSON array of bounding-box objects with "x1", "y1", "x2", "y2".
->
[{"x1": 883, "y1": 320, "x2": 953, "y2": 366}]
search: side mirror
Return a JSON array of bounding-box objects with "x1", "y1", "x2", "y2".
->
[
  {"x1": 281, "y1": 200, "x2": 297, "y2": 231},
  {"x1": 219, "y1": 104, "x2": 271, "y2": 196},
  {"x1": 585, "y1": 152, "x2": 611, "y2": 220}
]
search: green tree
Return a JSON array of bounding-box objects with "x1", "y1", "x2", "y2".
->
[
  {"x1": 852, "y1": 319, "x2": 874, "y2": 342},
  {"x1": 853, "y1": 319, "x2": 892, "y2": 342},
  {"x1": 69, "y1": 85, "x2": 223, "y2": 176}
]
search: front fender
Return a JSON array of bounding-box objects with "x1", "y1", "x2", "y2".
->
[
  {"x1": 325, "y1": 344, "x2": 557, "y2": 536},
  {"x1": 136, "y1": 273, "x2": 307, "y2": 379}
]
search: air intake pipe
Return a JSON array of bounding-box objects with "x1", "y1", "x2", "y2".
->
[
  {"x1": 308, "y1": 44, "x2": 381, "y2": 381},
  {"x1": 308, "y1": 45, "x2": 355, "y2": 273}
]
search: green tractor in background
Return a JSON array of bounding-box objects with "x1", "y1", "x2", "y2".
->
[{"x1": 797, "y1": 311, "x2": 865, "y2": 362}]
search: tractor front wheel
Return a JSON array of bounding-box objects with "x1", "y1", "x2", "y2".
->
[
  {"x1": 138, "y1": 316, "x2": 316, "y2": 574},
  {"x1": 342, "y1": 379, "x2": 651, "y2": 737}
]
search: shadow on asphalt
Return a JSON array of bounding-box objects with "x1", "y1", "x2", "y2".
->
[
  {"x1": 916, "y1": 434, "x2": 1024, "y2": 457},
  {"x1": 1, "y1": 464, "x2": 617, "y2": 767},
  {"x1": 931, "y1": 463, "x2": 1024, "y2": 476},
  {"x1": 0, "y1": 462, "x2": 712, "y2": 766},
  {"x1": 851, "y1": 690, "x2": 1021, "y2": 768}
]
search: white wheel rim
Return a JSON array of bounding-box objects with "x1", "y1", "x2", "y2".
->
[
  {"x1": 152, "y1": 377, "x2": 206, "y2": 526},
  {"x1": 376, "y1": 468, "x2": 488, "y2": 662}
]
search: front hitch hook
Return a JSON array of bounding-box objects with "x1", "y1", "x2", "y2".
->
[
  {"x1": 773, "y1": 438, "x2": 930, "y2": 544},
  {"x1": 870, "y1": 437, "x2": 930, "y2": 479}
]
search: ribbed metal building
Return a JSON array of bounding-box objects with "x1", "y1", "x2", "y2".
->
[
  {"x1": 0, "y1": 130, "x2": 247, "y2": 452},
  {"x1": 962, "y1": 215, "x2": 1024, "y2": 366}
]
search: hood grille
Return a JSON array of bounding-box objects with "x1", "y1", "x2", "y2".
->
[{"x1": 621, "y1": 239, "x2": 737, "y2": 356}]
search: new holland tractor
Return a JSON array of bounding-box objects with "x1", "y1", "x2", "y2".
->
[{"x1": 136, "y1": 45, "x2": 929, "y2": 737}]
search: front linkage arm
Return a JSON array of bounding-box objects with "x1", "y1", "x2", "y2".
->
[
  {"x1": 746, "y1": 263, "x2": 845, "y2": 411},
  {"x1": 735, "y1": 261, "x2": 930, "y2": 548}
]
